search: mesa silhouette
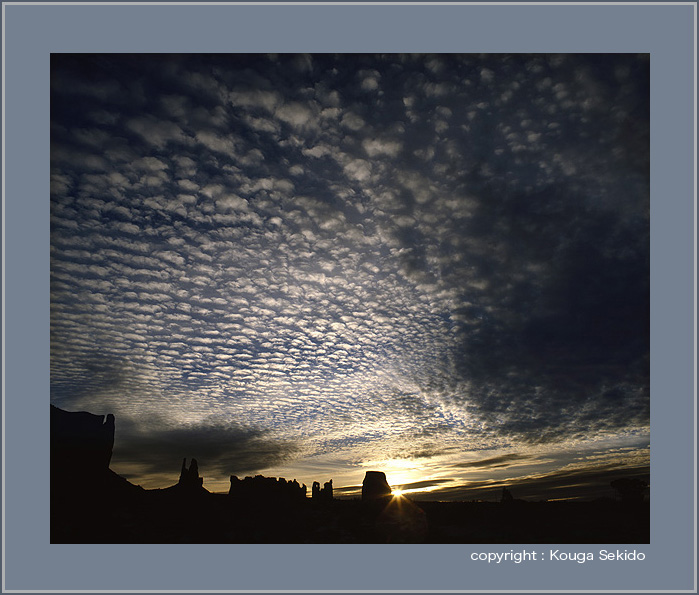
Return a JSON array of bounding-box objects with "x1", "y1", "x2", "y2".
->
[{"x1": 50, "y1": 406, "x2": 649, "y2": 544}]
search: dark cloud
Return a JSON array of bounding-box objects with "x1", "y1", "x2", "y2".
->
[
  {"x1": 395, "y1": 478, "x2": 454, "y2": 491},
  {"x1": 408, "y1": 55, "x2": 650, "y2": 442},
  {"x1": 451, "y1": 454, "x2": 530, "y2": 469},
  {"x1": 113, "y1": 419, "x2": 299, "y2": 480},
  {"x1": 449, "y1": 182, "x2": 649, "y2": 440},
  {"x1": 418, "y1": 464, "x2": 650, "y2": 502}
]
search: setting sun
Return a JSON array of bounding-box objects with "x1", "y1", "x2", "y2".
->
[{"x1": 392, "y1": 489, "x2": 404, "y2": 497}]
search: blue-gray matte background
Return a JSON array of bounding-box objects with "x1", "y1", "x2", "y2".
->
[{"x1": 3, "y1": 3, "x2": 694, "y2": 592}]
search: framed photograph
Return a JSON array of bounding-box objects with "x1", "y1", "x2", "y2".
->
[{"x1": 3, "y1": 2, "x2": 696, "y2": 592}]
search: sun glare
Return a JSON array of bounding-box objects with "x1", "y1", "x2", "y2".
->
[{"x1": 392, "y1": 489, "x2": 403, "y2": 497}]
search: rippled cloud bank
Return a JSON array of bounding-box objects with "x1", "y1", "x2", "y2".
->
[{"x1": 51, "y1": 54, "x2": 649, "y2": 496}]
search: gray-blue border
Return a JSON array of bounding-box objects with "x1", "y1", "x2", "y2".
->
[{"x1": 2, "y1": 2, "x2": 696, "y2": 592}]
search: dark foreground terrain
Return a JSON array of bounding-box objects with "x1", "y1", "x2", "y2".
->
[
  {"x1": 52, "y1": 489, "x2": 649, "y2": 544},
  {"x1": 50, "y1": 405, "x2": 649, "y2": 544}
]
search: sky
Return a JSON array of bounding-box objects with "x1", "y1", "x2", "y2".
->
[{"x1": 50, "y1": 54, "x2": 649, "y2": 500}]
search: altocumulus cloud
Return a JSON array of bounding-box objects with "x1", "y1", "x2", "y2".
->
[{"x1": 51, "y1": 54, "x2": 649, "y2": 493}]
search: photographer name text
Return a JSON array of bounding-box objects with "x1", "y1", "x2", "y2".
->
[{"x1": 471, "y1": 549, "x2": 646, "y2": 564}]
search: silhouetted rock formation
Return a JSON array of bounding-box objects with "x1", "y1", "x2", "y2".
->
[
  {"x1": 163, "y1": 457, "x2": 209, "y2": 495},
  {"x1": 229, "y1": 474, "x2": 307, "y2": 502},
  {"x1": 51, "y1": 404, "x2": 115, "y2": 481},
  {"x1": 50, "y1": 405, "x2": 143, "y2": 543},
  {"x1": 362, "y1": 471, "x2": 392, "y2": 501},
  {"x1": 50, "y1": 404, "x2": 142, "y2": 499},
  {"x1": 178, "y1": 458, "x2": 204, "y2": 488},
  {"x1": 312, "y1": 479, "x2": 333, "y2": 501},
  {"x1": 323, "y1": 480, "x2": 333, "y2": 501},
  {"x1": 50, "y1": 405, "x2": 143, "y2": 494},
  {"x1": 357, "y1": 471, "x2": 428, "y2": 542}
]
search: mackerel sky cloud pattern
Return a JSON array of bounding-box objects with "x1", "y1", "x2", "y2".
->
[{"x1": 51, "y1": 54, "x2": 649, "y2": 496}]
